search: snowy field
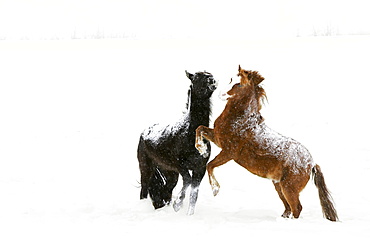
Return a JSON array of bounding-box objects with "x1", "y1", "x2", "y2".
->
[{"x1": 1, "y1": 36, "x2": 370, "y2": 246}]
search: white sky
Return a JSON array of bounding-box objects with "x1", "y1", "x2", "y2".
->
[{"x1": 0, "y1": 0, "x2": 369, "y2": 39}]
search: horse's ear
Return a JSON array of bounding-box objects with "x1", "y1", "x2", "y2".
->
[
  {"x1": 237, "y1": 65, "x2": 244, "y2": 79},
  {"x1": 185, "y1": 70, "x2": 194, "y2": 81},
  {"x1": 238, "y1": 65, "x2": 250, "y2": 85}
]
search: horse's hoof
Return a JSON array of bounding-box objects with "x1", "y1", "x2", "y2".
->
[
  {"x1": 187, "y1": 206, "x2": 195, "y2": 216},
  {"x1": 281, "y1": 211, "x2": 291, "y2": 218},
  {"x1": 212, "y1": 186, "x2": 220, "y2": 196},
  {"x1": 195, "y1": 142, "x2": 208, "y2": 157},
  {"x1": 173, "y1": 200, "x2": 182, "y2": 212},
  {"x1": 153, "y1": 201, "x2": 166, "y2": 209}
]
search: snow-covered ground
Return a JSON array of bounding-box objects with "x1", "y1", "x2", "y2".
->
[{"x1": 1, "y1": 36, "x2": 369, "y2": 246}]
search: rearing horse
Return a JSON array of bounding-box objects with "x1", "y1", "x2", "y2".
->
[
  {"x1": 195, "y1": 66, "x2": 338, "y2": 221},
  {"x1": 138, "y1": 71, "x2": 217, "y2": 215}
]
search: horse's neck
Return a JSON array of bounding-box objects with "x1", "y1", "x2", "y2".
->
[
  {"x1": 188, "y1": 96, "x2": 211, "y2": 129},
  {"x1": 222, "y1": 97, "x2": 262, "y2": 128},
  {"x1": 226, "y1": 96, "x2": 253, "y2": 118}
]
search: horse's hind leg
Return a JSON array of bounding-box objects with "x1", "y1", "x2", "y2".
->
[
  {"x1": 273, "y1": 182, "x2": 291, "y2": 218},
  {"x1": 148, "y1": 168, "x2": 178, "y2": 209},
  {"x1": 149, "y1": 168, "x2": 167, "y2": 209},
  {"x1": 282, "y1": 189, "x2": 302, "y2": 219},
  {"x1": 138, "y1": 170, "x2": 150, "y2": 199},
  {"x1": 139, "y1": 159, "x2": 153, "y2": 200},
  {"x1": 162, "y1": 170, "x2": 179, "y2": 205},
  {"x1": 280, "y1": 173, "x2": 310, "y2": 219},
  {"x1": 280, "y1": 181, "x2": 303, "y2": 219}
]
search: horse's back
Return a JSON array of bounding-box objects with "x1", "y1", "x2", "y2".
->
[{"x1": 253, "y1": 123, "x2": 314, "y2": 175}]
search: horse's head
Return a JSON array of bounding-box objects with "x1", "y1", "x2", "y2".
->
[
  {"x1": 225, "y1": 66, "x2": 266, "y2": 111},
  {"x1": 237, "y1": 65, "x2": 265, "y2": 86},
  {"x1": 186, "y1": 71, "x2": 217, "y2": 99}
]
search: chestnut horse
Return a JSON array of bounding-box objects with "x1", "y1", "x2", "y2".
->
[{"x1": 195, "y1": 66, "x2": 338, "y2": 221}]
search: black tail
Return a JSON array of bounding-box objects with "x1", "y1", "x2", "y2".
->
[{"x1": 312, "y1": 164, "x2": 339, "y2": 222}]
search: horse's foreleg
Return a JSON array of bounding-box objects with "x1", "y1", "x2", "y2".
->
[
  {"x1": 187, "y1": 166, "x2": 207, "y2": 215},
  {"x1": 195, "y1": 126, "x2": 215, "y2": 157},
  {"x1": 188, "y1": 186, "x2": 199, "y2": 215},
  {"x1": 173, "y1": 170, "x2": 191, "y2": 212},
  {"x1": 207, "y1": 150, "x2": 232, "y2": 196}
]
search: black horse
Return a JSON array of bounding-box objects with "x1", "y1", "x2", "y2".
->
[{"x1": 138, "y1": 71, "x2": 217, "y2": 215}]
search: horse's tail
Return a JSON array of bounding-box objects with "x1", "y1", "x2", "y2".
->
[{"x1": 312, "y1": 164, "x2": 339, "y2": 222}]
